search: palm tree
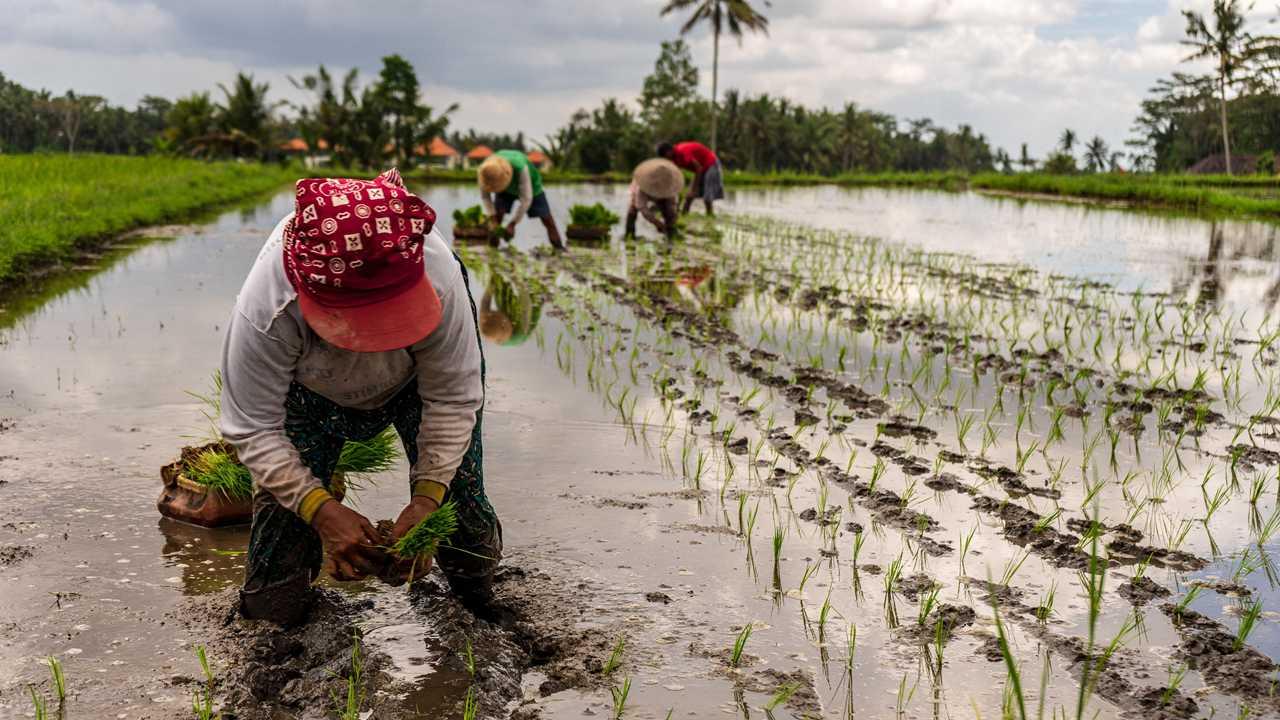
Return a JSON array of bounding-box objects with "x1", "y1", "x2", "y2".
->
[
  {"x1": 661, "y1": 0, "x2": 770, "y2": 153},
  {"x1": 994, "y1": 148, "x2": 1013, "y2": 174},
  {"x1": 1084, "y1": 136, "x2": 1109, "y2": 173},
  {"x1": 1018, "y1": 142, "x2": 1036, "y2": 172},
  {"x1": 1182, "y1": 0, "x2": 1252, "y2": 173},
  {"x1": 218, "y1": 72, "x2": 281, "y2": 158},
  {"x1": 1058, "y1": 128, "x2": 1077, "y2": 156}
]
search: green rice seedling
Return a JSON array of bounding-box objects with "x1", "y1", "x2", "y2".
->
[
  {"x1": 1161, "y1": 664, "x2": 1188, "y2": 707},
  {"x1": 29, "y1": 686, "x2": 46, "y2": 720},
  {"x1": 818, "y1": 592, "x2": 834, "y2": 643},
  {"x1": 764, "y1": 682, "x2": 800, "y2": 712},
  {"x1": 797, "y1": 563, "x2": 818, "y2": 594},
  {"x1": 959, "y1": 523, "x2": 977, "y2": 575},
  {"x1": 1203, "y1": 482, "x2": 1231, "y2": 525},
  {"x1": 331, "y1": 634, "x2": 365, "y2": 720},
  {"x1": 610, "y1": 677, "x2": 631, "y2": 720},
  {"x1": 462, "y1": 686, "x2": 478, "y2": 720},
  {"x1": 1033, "y1": 509, "x2": 1061, "y2": 534},
  {"x1": 186, "y1": 448, "x2": 253, "y2": 502},
  {"x1": 917, "y1": 586, "x2": 940, "y2": 627},
  {"x1": 46, "y1": 656, "x2": 65, "y2": 706},
  {"x1": 389, "y1": 500, "x2": 460, "y2": 581},
  {"x1": 851, "y1": 528, "x2": 866, "y2": 568},
  {"x1": 884, "y1": 555, "x2": 904, "y2": 597},
  {"x1": 869, "y1": 458, "x2": 886, "y2": 493},
  {"x1": 1076, "y1": 515, "x2": 1105, "y2": 720},
  {"x1": 730, "y1": 624, "x2": 753, "y2": 668},
  {"x1": 1258, "y1": 507, "x2": 1280, "y2": 546},
  {"x1": 190, "y1": 645, "x2": 216, "y2": 720},
  {"x1": 1235, "y1": 600, "x2": 1263, "y2": 651},
  {"x1": 462, "y1": 638, "x2": 476, "y2": 680},
  {"x1": 1036, "y1": 581, "x2": 1057, "y2": 624},
  {"x1": 1015, "y1": 440, "x2": 1040, "y2": 475},
  {"x1": 603, "y1": 636, "x2": 625, "y2": 675},
  {"x1": 335, "y1": 427, "x2": 401, "y2": 487},
  {"x1": 991, "y1": 602, "x2": 1027, "y2": 720},
  {"x1": 772, "y1": 526, "x2": 785, "y2": 590},
  {"x1": 1250, "y1": 472, "x2": 1269, "y2": 505},
  {"x1": 1001, "y1": 549, "x2": 1031, "y2": 586}
]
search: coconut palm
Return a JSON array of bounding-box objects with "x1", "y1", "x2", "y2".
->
[
  {"x1": 1084, "y1": 136, "x2": 1109, "y2": 173},
  {"x1": 1182, "y1": 0, "x2": 1252, "y2": 173},
  {"x1": 1058, "y1": 129, "x2": 1077, "y2": 156},
  {"x1": 1018, "y1": 143, "x2": 1036, "y2": 172},
  {"x1": 218, "y1": 72, "x2": 280, "y2": 157},
  {"x1": 661, "y1": 0, "x2": 770, "y2": 153}
]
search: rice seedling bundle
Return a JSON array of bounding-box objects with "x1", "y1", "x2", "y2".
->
[{"x1": 390, "y1": 500, "x2": 460, "y2": 579}]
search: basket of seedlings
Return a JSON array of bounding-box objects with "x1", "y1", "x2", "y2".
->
[
  {"x1": 452, "y1": 205, "x2": 509, "y2": 244},
  {"x1": 158, "y1": 374, "x2": 401, "y2": 527},
  {"x1": 565, "y1": 203, "x2": 620, "y2": 243}
]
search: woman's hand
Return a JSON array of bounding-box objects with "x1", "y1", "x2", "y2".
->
[
  {"x1": 311, "y1": 501, "x2": 384, "y2": 582},
  {"x1": 381, "y1": 496, "x2": 441, "y2": 586}
]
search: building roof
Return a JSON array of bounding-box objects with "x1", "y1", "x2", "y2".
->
[
  {"x1": 280, "y1": 138, "x2": 309, "y2": 152},
  {"x1": 427, "y1": 137, "x2": 458, "y2": 157},
  {"x1": 466, "y1": 144, "x2": 494, "y2": 160},
  {"x1": 1188, "y1": 152, "x2": 1260, "y2": 175},
  {"x1": 527, "y1": 150, "x2": 549, "y2": 164}
]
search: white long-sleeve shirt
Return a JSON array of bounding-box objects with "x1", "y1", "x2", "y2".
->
[
  {"x1": 481, "y1": 166, "x2": 534, "y2": 226},
  {"x1": 218, "y1": 214, "x2": 483, "y2": 520}
]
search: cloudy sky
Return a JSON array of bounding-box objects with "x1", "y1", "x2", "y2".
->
[{"x1": 0, "y1": 0, "x2": 1254, "y2": 158}]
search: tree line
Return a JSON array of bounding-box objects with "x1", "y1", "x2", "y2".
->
[
  {"x1": 540, "y1": 39, "x2": 996, "y2": 175},
  {"x1": 1131, "y1": 0, "x2": 1280, "y2": 173},
  {"x1": 0, "y1": 45, "x2": 998, "y2": 176}
]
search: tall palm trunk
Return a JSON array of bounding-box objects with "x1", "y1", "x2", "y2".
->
[
  {"x1": 711, "y1": 24, "x2": 720, "y2": 153},
  {"x1": 1219, "y1": 70, "x2": 1232, "y2": 174}
]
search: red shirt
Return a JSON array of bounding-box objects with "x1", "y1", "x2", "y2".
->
[{"x1": 671, "y1": 141, "x2": 718, "y2": 172}]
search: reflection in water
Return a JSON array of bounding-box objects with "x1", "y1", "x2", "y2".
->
[
  {"x1": 1168, "y1": 220, "x2": 1280, "y2": 315},
  {"x1": 479, "y1": 268, "x2": 544, "y2": 346},
  {"x1": 633, "y1": 259, "x2": 744, "y2": 321},
  {"x1": 730, "y1": 186, "x2": 1280, "y2": 321},
  {"x1": 156, "y1": 517, "x2": 248, "y2": 596}
]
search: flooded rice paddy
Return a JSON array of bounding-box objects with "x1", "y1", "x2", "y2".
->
[{"x1": 2, "y1": 184, "x2": 1280, "y2": 719}]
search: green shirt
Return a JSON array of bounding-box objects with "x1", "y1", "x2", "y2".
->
[{"x1": 497, "y1": 149, "x2": 543, "y2": 197}]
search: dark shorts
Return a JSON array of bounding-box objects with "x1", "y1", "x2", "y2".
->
[
  {"x1": 496, "y1": 191, "x2": 552, "y2": 219},
  {"x1": 691, "y1": 161, "x2": 725, "y2": 202}
]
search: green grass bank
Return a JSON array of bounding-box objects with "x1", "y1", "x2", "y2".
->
[
  {"x1": 0, "y1": 154, "x2": 295, "y2": 291},
  {"x1": 968, "y1": 172, "x2": 1280, "y2": 219}
]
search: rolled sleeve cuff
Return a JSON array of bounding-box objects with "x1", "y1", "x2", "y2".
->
[
  {"x1": 298, "y1": 487, "x2": 334, "y2": 525},
  {"x1": 411, "y1": 479, "x2": 449, "y2": 505}
]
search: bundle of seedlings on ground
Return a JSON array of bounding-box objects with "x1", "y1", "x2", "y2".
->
[
  {"x1": 567, "y1": 203, "x2": 621, "y2": 242},
  {"x1": 388, "y1": 500, "x2": 460, "y2": 581},
  {"x1": 452, "y1": 205, "x2": 509, "y2": 243}
]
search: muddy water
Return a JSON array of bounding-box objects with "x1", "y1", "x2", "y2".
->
[{"x1": 0, "y1": 183, "x2": 1278, "y2": 719}]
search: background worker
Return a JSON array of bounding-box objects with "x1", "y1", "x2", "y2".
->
[
  {"x1": 625, "y1": 157, "x2": 684, "y2": 241},
  {"x1": 657, "y1": 140, "x2": 725, "y2": 216},
  {"x1": 220, "y1": 169, "x2": 501, "y2": 626},
  {"x1": 478, "y1": 149, "x2": 565, "y2": 251}
]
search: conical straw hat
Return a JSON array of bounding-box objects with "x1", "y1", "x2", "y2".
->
[
  {"x1": 633, "y1": 158, "x2": 684, "y2": 199},
  {"x1": 478, "y1": 155, "x2": 513, "y2": 193}
]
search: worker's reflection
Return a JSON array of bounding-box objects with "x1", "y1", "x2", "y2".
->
[{"x1": 479, "y1": 270, "x2": 544, "y2": 347}]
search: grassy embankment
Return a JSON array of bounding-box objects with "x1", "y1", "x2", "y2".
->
[
  {"x1": 0, "y1": 154, "x2": 295, "y2": 291},
  {"x1": 969, "y1": 172, "x2": 1280, "y2": 219}
]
